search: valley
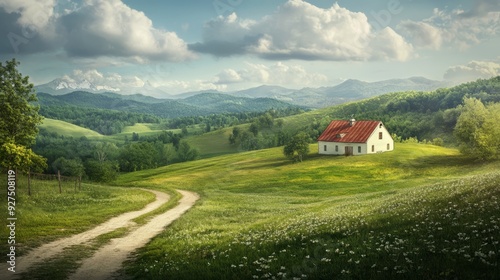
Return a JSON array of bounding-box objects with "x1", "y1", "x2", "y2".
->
[{"x1": 2, "y1": 76, "x2": 500, "y2": 279}]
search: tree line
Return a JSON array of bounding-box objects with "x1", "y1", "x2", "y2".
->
[
  {"x1": 34, "y1": 128, "x2": 198, "y2": 182},
  {"x1": 163, "y1": 107, "x2": 305, "y2": 131}
]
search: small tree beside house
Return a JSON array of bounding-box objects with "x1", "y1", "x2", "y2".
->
[{"x1": 284, "y1": 132, "x2": 310, "y2": 162}]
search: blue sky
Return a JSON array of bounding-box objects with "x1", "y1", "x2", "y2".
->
[{"x1": 0, "y1": 0, "x2": 499, "y2": 95}]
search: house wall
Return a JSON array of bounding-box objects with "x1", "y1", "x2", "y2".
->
[
  {"x1": 318, "y1": 141, "x2": 367, "y2": 156},
  {"x1": 366, "y1": 123, "x2": 394, "y2": 154}
]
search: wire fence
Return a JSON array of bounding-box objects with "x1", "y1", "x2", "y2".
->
[{"x1": 18, "y1": 171, "x2": 82, "y2": 196}]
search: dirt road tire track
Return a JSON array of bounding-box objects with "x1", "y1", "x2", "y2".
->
[
  {"x1": 1, "y1": 189, "x2": 198, "y2": 280},
  {"x1": 69, "y1": 190, "x2": 198, "y2": 280}
]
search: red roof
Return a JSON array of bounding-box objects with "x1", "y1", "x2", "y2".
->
[{"x1": 317, "y1": 120, "x2": 380, "y2": 143}]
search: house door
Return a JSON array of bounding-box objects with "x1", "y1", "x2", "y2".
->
[{"x1": 345, "y1": 146, "x2": 353, "y2": 156}]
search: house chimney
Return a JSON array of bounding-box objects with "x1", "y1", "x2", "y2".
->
[{"x1": 349, "y1": 118, "x2": 356, "y2": 127}]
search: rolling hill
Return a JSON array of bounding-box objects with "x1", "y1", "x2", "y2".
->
[
  {"x1": 36, "y1": 91, "x2": 301, "y2": 119},
  {"x1": 36, "y1": 76, "x2": 448, "y2": 109},
  {"x1": 115, "y1": 142, "x2": 500, "y2": 279},
  {"x1": 39, "y1": 118, "x2": 104, "y2": 138},
  {"x1": 227, "y1": 77, "x2": 447, "y2": 108}
]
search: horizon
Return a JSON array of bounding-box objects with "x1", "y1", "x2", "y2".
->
[{"x1": 36, "y1": 75, "x2": 455, "y2": 99}]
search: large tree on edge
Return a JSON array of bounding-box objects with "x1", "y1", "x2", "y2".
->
[
  {"x1": 0, "y1": 59, "x2": 46, "y2": 171},
  {"x1": 454, "y1": 97, "x2": 500, "y2": 160}
]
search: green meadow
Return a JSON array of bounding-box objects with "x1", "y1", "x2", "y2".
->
[
  {"x1": 39, "y1": 118, "x2": 104, "y2": 139},
  {"x1": 0, "y1": 176, "x2": 155, "y2": 256},
  {"x1": 115, "y1": 143, "x2": 500, "y2": 279}
]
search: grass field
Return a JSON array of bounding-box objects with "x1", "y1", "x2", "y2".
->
[
  {"x1": 114, "y1": 143, "x2": 500, "y2": 279},
  {"x1": 0, "y1": 175, "x2": 155, "y2": 257},
  {"x1": 39, "y1": 118, "x2": 104, "y2": 139}
]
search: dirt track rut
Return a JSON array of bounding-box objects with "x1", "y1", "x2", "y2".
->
[{"x1": 1, "y1": 189, "x2": 198, "y2": 280}]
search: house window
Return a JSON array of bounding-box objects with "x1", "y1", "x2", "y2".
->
[
  {"x1": 379, "y1": 132, "x2": 383, "y2": 139},
  {"x1": 358, "y1": 146, "x2": 361, "y2": 153},
  {"x1": 324, "y1": 145, "x2": 327, "y2": 152},
  {"x1": 387, "y1": 143, "x2": 390, "y2": 150},
  {"x1": 379, "y1": 123, "x2": 383, "y2": 128},
  {"x1": 335, "y1": 145, "x2": 338, "y2": 152},
  {"x1": 372, "y1": 145, "x2": 375, "y2": 152}
]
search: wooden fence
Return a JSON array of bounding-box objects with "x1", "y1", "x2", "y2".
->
[{"x1": 25, "y1": 170, "x2": 82, "y2": 196}]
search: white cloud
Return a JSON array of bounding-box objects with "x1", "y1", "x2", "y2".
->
[
  {"x1": 216, "y1": 69, "x2": 243, "y2": 84},
  {"x1": 0, "y1": 0, "x2": 195, "y2": 61},
  {"x1": 158, "y1": 80, "x2": 227, "y2": 94},
  {"x1": 399, "y1": 0, "x2": 500, "y2": 51},
  {"x1": 215, "y1": 62, "x2": 328, "y2": 87},
  {"x1": 191, "y1": 0, "x2": 413, "y2": 61},
  {"x1": 0, "y1": 0, "x2": 55, "y2": 30},
  {"x1": 398, "y1": 21, "x2": 442, "y2": 50},
  {"x1": 62, "y1": 69, "x2": 146, "y2": 91},
  {"x1": 59, "y1": 0, "x2": 195, "y2": 62},
  {"x1": 444, "y1": 60, "x2": 500, "y2": 83}
]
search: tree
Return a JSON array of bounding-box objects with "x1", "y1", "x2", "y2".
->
[
  {"x1": 249, "y1": 122, "x2": 259, "y2": 137},
  {"x1": 176, "y1": 141, "x2": 199, "y2": 162},
  {"x1": 0, "y1": 59, "x2": 46, "y2": 171},
  {"x1": 229, "y1": 127, "x2": 241, "y2": 145},
  {"x1": 52, "y1": 157, "x2": 85, "y2": 177},
  {"x1": 85, "y1": 160, "x2": 118, "y2": 182},
  {"x1": 454, "y1": 98, "x2": 500, "y2": 160},
  {"x1": 283, "y1": 132, "x2": 310, "y2": 162}
]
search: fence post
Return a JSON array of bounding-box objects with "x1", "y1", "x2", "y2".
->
[
  {"x1": 27, "y1": 169, "x2": 31, "y2": 196},
  {"x1": 58, "y1": 170, "x2": 62, "y2": 194}
]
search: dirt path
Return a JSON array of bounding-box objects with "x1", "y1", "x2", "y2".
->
[
  {"x1": 1, "y1": 189, "x2": 198, "y2": 279},
  {"x1": 69, "y1": 190, "x2": 199, "y2": 280}
]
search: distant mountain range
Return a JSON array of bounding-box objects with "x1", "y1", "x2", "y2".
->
[
  {"x1": 35, "y1": 76, "x2": 450, "y2": 109},
  {"x1": 35, "y1": 91, "x2": 300, "y2": 119},
  {"x1": 226, "y1": 77, "x2": 448, "y2": 108}
]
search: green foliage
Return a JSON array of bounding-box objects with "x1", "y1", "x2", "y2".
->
[
  {"x1": 39, "y1": 104, "x2": 160, "y2": 135},
  {"x1": 165, "y1": 108, "x2": 304, "y2": 131},
  {"x1": 119, "y1": 142, "x2": 158, "y2": 172},
  {"x1": 229, "y1": 127, "x2": 241, "y2": 145},
  {"x1": 176, "y1": 141, "x2": 199, "y2": 162},
  {"x1": 283, "y1": 132, "x2": 311, "y2": 162},
  {"x1": 249, "y1": 122, "x2": 259, "y2": 136},
  {"x1": 52, "y1": 157, "x2": 85, "y2": 177},
  {"x1": 0, "y1": 142, "x2": 46, "y2": 172},
  {"x1": 37, "y1": 91, "x2": 303, "y2": 119},
  {"x1": 84, "y1": 160, "x2": 119, "y2": 182},
  {"x1": 0, "y1": 59, "x2": 46, "y2": 171},
  {"x1": 454, "y1": 98, "x2": 500, "y2": 160},
  {"x1": 431, "y1": 137, "x2": 444, "y2": 146}
]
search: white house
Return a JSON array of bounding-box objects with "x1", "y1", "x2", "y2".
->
[{"x1": 318, "y1": 119, "x2": 394, "y2": 156}]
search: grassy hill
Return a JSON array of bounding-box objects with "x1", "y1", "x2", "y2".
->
[
  {"x1": 37, "y1": 91, "x2": 301, "y2": 119},
  {"x1": 116, "y1": 143, "x2": 500, "y2": 279},
  {"x1": 184, "y1": 76, "x2": 500, "y2": 158},
  {"x1": 39, "y1": 118, "x2": 104, "y2": 139}
]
